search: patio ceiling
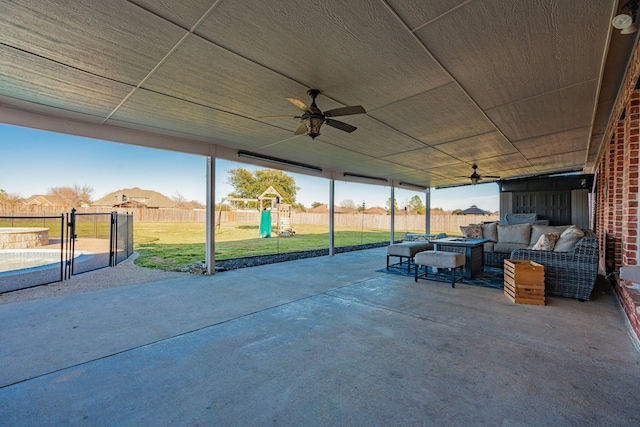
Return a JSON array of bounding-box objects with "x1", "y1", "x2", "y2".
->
[{"x1": 0, "y1": 0, "x2": 636, "y2": 188}]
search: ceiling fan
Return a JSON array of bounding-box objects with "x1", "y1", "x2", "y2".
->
[
  {"x1": 466, "y1": 164, "x2": 500, "y2": 185},
  {"x1": 260, "y1": 89, "x2": 366, "y2": 139}
]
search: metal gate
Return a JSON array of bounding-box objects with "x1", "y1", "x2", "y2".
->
[{"x1": 0, "y1": 210, "x2": 134, "y2": 293}]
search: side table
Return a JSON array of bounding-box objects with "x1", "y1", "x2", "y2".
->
[{"x1": 504, "y1": 259, "x2": 545, "y2": 305}]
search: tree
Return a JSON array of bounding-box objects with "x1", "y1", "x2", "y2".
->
[
  {"x1": 311, "y1": 201, "x2": 323, "y2": 209},
  {"x1": 407, "y1": 195, "x2": 426, "y2": 215},
  {"x1": 0, "y1": 189, "x2": 23, "y2": 208},
  {"x1": 292, "y1": 202, "x2": 306, "y2": 212},
  {"x1": 48, "y1": 185, "x2": 93, "y2": 207},
  {"x1": 171, "y1": 191, "x2": 187, "y2": 207},
  {"x1": 385, "y1": 197, "x2": 398, "y2": 214},
  {"x1": 226, "y1": 168, "x2": 299, "y2": 205},
  {"x1": 340, "y1": 199, "x2": 356, "y2": 209},
  {"x1": 171, "y1": 191, "x2": 204, "y2": 209}
]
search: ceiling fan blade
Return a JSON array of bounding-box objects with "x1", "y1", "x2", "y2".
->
[
  {"x1": 294, "y1": 122, "x2": 307, "y2": 135},
  {"x1": 324, "y1": 105, "x2": 366, "y2": 117},
  {"x1": 258, "y1": 115, "x2": 301, "y2": 119},
  {"x1": 484, "y1": 175, "x2": 500, "y2": 179},
  {"x1": 287, "y1": 98, "x2": 311, "y2": 113},
  {"x1": 325, "y1": 119, "x2": 357, "y2": 133}
]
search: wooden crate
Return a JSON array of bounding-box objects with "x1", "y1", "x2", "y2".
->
[{"x1": 503, "y1": 259, "x2": 545, "y2": 305}]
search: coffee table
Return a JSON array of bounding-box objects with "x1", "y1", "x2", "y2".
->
[
  {"x1": 403, "y1": 233, "x2": 436, "y2": 242},
  {"x1": 430, "y1": 237, "x2": 488, "y2": 279}
]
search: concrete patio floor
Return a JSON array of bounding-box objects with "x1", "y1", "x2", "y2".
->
[{"x1": 1, "y1": 247, "x2": 639, "y2": 426}]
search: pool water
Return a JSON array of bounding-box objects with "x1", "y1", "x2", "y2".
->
[{"x1": 0, "y1": 249, "x2": 93, "y2": 276}]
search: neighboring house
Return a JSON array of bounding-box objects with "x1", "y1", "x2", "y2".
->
[
  {"x1": 458, "y1": 205, "x2": 490, "y2": 215},
  {"x1": 364, "y1": 207, "x2": 388, "y2": 215},
  {"x1": 92, "y1": 187, "x2": 175, "y2": 209},
  {"x1": 23, "y1": 194, "x2": 66, "y2": 207},
  {"x1": 178, "y1": 200, "x2": 205, "y2": 210},
  {"x1": 307, "y1": 204, "x2": 355, "y2": 214}
]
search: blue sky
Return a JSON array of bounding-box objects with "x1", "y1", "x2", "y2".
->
[{"x1": 0, "y1": 124, "x2": 499, "y2": 211}]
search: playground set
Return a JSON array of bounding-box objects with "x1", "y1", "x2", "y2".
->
[{"x1": 225, "y1": 186, "x2": 294, "y2": 238}]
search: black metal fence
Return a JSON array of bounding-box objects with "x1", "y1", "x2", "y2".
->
[{"x1": 0, "y1": 210, "x2": 134, "y2": 293}]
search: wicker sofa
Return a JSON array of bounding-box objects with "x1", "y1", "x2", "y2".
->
[
  {"x1": 509, "y1": 231, "x2": 599, "y2": 301},
  {"x1": 469, "y1": 222, "x2": 599, "y2": 300}
]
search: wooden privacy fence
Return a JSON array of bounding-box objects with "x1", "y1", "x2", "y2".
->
[
  {"x1": 1, "y1": 204, "x2": 499, "y2": 234},
  {"x1": 0, "y1": 205, "x2": 205, "y2": 222}
]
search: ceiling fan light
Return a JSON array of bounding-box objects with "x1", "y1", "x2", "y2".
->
[
  {"x1": 621, "y1": 22, "x2": 638, "y2": 33},
  {"x1": 613, "y1": 13, "x2": 633, "y2": 29},
  {"x1": 470, "y1": 176, "x2": 480, "y2": 185},
  {"x1": 303, "y1": 115, "x2": 324, "y2": 139}
]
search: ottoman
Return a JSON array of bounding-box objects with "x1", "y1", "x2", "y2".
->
[
  {"x1": 386, "y1": 241, "x2": 434, "y2": 273},
  {"x1": 414, "y1": 250, "x2": 465, "y2": 287}
]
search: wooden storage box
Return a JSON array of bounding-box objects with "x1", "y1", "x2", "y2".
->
[{"x1": 503, "y1": 259, "x2": 545, "y2": 305}]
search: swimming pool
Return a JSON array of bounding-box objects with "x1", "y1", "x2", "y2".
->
[{"x1": 0, "y1": 249, "x2": 94, "y2": 277}]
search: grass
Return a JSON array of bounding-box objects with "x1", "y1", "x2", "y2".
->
[
  {"x1": 132, "y1": 222, "x2": 412, "y2": 271},
  {"x1": 0, "y1": 217, "x2": 112, "y2": 239},
  {"x1": 0, "y1": 219, "x2": 441, "y2": 272}
]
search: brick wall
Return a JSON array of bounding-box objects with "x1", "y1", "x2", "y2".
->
[{"x1": 596, "y1": 47, "x2": 640, "y2": 341}]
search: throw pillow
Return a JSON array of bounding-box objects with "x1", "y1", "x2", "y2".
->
[
  {"x1": 460, "y1": 224, "x2": 482, "y2": 239},
  {"x1": 529, "y1": 224, "x2": 569, "y2": 246},
  {"x1": 481, "y1": 222, "x2": 498, "y2": 242},
  {"x1": 497, "y1": 223, "x2": 532, "y2": 245},
  {"x1": 553, "y1": 225, "x2": 585, "y2": 252},
  {"x1": 531, "y1": 233, "x2": 560, "y2": 251}
]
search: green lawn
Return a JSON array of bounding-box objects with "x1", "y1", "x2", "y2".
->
[
  {"x1": 0, "y1": 219, "x2": 441, "y2": 272},
  {"x1": 133, "y1": 222, "x2": 398, "y2": 271},
  {"x1": 0, "y1": 217, "x2": 112, "y2": 239}
]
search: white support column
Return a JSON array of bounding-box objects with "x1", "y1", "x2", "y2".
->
[
  {"x1": 390, "y1": 186, "x2": 395, "y2": 243},
  {"x1": 425, "y1": 187, "x2": 431, "y2": 234},
  {"x1": 329, "y1": 178, "x2": 335, "y2": 256},
  {"x1": 205, "y1": 156, "x2": 216, "y2": 274}
]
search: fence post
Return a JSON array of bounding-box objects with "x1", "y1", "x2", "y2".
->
[
  {"x1": 59, "y1": 214, "x2": 65, "y2": 282},
  {"x1": 110, "y1": 212, "x2": 116, "y2": 266}
]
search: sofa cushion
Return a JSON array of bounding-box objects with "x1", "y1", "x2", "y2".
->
[
  {"x1": 554, "y1": 225, "x2": 585, "y2": 252},
  {"x1": 504, "y1": 213, "x2": 537, "y2": 225},
  {"x1": 529, "y1": 224, "x2": 570, "y2": 246},
  {"x1": 497, "y1": 223, "x2": 531, "y2": 245},
  {"x1": 531, "y1": 233, "x2": 561, "y2": 251},
  {"x1": 483, "y1": 241, "x2": 495, "y2": 253},
  {"x1": 460, "y1": 224, "x2": 482, "y2": 238},
  {"x1": 481, "y1": 222, "x2": 498, "y2": 242},
  {"x1": 493, "y1": 242, "x2": 529, "y2": 253},
  {"x1": 387, "y1": 241, "x2": 434, "y2": 257}
]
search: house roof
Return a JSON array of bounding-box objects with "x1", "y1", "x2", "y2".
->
[
  {"x1": 458, "y1": 205, "x2": 490, "y2": 215},
  {"x1": 307, "y1": 204, "x2": 352, "y2": 214},
  {"x1": 23, "y1": 194, "x2": 66, "y2": 207},
  {"x1": 0, "y1": 1, "x2": 635, "y2": 189},
  {"x1": 92, "y1": 187, "x2": 175, "y2": 208},
  {"x1": 364, "y1": 207, "x2": 387, "y2": 215}
]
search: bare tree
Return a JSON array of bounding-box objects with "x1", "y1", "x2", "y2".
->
[
  {"x1": 171, "y1": 191, "x2": 187, "y2": 207},
  {"x1": 171, "y1": 192, "x2": 204, "y2": 209},
  {"x1": 340, "y1": 199, "x2": 356, "y2": 209},
  {"x1": 48, "y1": 185, "x2": 94, "y2": 207},
  {"x1": 0, "y1": 189, "x2": 23, "y2": 208}
]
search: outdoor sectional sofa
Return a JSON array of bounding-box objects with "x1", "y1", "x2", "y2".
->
[
  {"x1": 462, "y1": 222, "x2": 599, "y2": 300},
  {"x1": 509, "y1": 232, "x2": 599, "y2": 300}
]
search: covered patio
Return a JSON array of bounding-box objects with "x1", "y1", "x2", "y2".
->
[
  {"x1": 2, "y1": 1, "x2": 640, "y2": 423},
  {"x1": 1, "y1": 247, "x2": 638, "y2": 425}
]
